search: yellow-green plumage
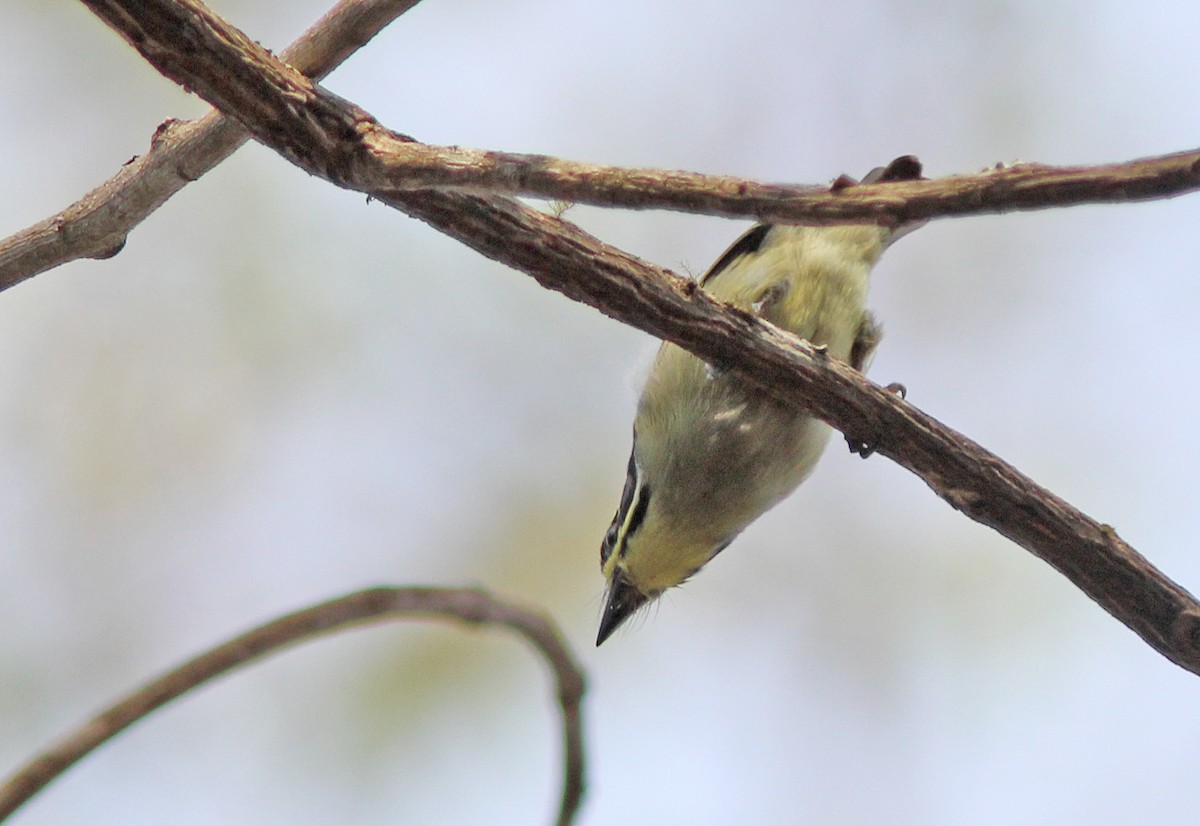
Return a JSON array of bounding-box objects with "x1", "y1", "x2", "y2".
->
[
  {"x1": 597, "y1": 158, "x2": 924, "y2": 645},
  {"x1": 620, "y1": 225, "x2": 883, "y2": 591}
]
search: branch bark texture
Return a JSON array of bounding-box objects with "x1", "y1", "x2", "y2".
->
[
  {"x1": 7, "y1": 2, "x2": 1199, "y2": 291},
  {"x1": 0, "y1": 0, "x2": 423, "y2": 291},
  {"x1": 57, "y1": 0, "x2": 1200, "y2": 223},
  {"x1": 70, "y1": 0, "x2": 1200, "y2": 677}
]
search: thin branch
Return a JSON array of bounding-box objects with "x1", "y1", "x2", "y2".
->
[
  {"x1": 10, "y1": 2, "x2": 1199, "y2": 296},
  {"x1": 0, "y1": 587, "x2": 587, "y2": 826},
  {"x1": 0, "y1": 0, "x2": 424, "y2": 292},
  {"x1": 360, "y1": 145, "x2": 1200, "y2": 221},
  {"x1": 73, "y1": 0, "x2": 1200, "y2": 676},
  {"x1": 43, "y1": 0, "x2": 1200, "y2": 234}
]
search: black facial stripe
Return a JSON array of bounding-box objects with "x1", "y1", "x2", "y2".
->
[
  {"x1": 601, "y1": 443, "x2": 639, "y2": 565},
  {"x1": 616, "y1": 450, "x2": 637, "y2": 523},
  {"x1": 700, "y1": 224, "x2": 772, "y2": 286},
  {"x1": 621, "y1": 484, "x2": 651, "y2": 556}
]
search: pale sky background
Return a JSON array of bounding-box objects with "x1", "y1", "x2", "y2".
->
[{"x1": 4, "y1": 1, "x2": 1200, "y2": 824}]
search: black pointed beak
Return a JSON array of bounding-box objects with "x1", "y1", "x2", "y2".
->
[{"x1": 596, "y1": 570, "x2": 650, "y2": 646}]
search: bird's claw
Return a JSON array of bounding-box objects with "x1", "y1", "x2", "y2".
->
[{"x1": 846, "y1": 381, "x2": 908, "y2": 458}]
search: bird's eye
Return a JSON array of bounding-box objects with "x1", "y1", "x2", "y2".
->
[{"x1": 601, "y1": 523, "x2": 619, "y2": 564}]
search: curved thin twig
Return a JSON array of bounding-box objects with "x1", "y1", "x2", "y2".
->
[
  {"x1": 0, "y1": 0, "x2": 424, "y2": 292},
  {"x1": 0, "y1": 587, "x2": 587, "y2": 826}
]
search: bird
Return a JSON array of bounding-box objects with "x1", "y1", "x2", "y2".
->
[{"x1": 596, "y1": 156, "x2": 925, "y2": 645}]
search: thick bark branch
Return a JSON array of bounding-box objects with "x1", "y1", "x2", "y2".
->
[
  {"x1": 0, "y1": 0, "x2": 424, "y2": 292},
  {"x1": 8, "y1": 1, "x2": 1198, "y2": 294},
  {"x1": 0, "y1": 587, "x2": 587, "y2": 826},
  {"x1": 72, "y1": 0, "x2": 1200, "y2": 676}
]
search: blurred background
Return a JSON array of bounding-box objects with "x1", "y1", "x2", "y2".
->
[{"x1": 4, "y1": 0, "x2": 1200, "y2": 823}]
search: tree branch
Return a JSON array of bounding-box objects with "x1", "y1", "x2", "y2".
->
[
  {"x1": 10, "y1": 1, "x2": 1199, "y2": 296},
  {"x1": 0, "y1": 587, "x2": 587, "y2": 826},
  {"x1": 0, "y1": 0, "x2": 424, "y2": 292},
  {"x1": 70, "y1": 0, "x2": 1200, "y2": 677},
  {"x1": 47, "y1": 0, "x2": 1200, "y2": 230},
  {"x1": 370, "y1": 146, "x2": 1200, "y2": 221}
]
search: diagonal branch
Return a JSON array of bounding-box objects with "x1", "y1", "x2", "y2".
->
[
  {"x1": 72, "y1": 0, "x2": 1200, "y2": 677},
  {"x1": 8, "y1": 3, "x2": 1199, "y2": 295},
  {"x1": 0, "y1": 0, "x2": 425, "y2": 292},
  {"x1": 0, "y1": 587, "x2": 587, "y2": 826},
  {"x1": 41, "y1": 0, "x2": 1200, "y2": 230}
]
